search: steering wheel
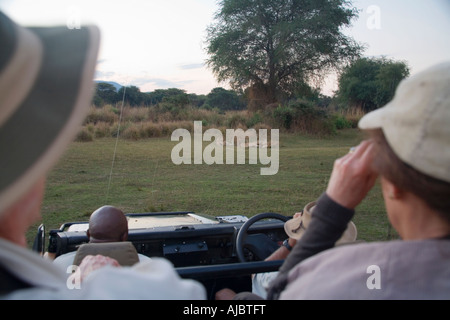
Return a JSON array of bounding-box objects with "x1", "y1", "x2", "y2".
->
[{"x1": 236, "y1": 212, "x2": 290, "y2": 262}]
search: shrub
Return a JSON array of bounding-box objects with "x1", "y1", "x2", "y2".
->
[
  {"x1": 140, "y1": 122, "x2": 163, "y2": 138},
  {"x1": 75, "y1": 127, "x2": 94, "y2": 142},
  {"x1": 94, "y1": 122, "x2": 111, "y2": 138},
  {"x1": 85, "y1": 105, "x2": 118, "y2": 124},
  {"x1": 226, "y1": 113, "x2": 248, "y2": 129},
  {"x1": 110, "y1": 122, "x2": 131, "y2": 138},
  {"x1": 308, "y1": 117, "x2": 337, "y2": 136},
  {"x1": 333, "y1": 114, "x2": 352, "y2": 130},
  {"x1": 122, "y1": 125, "x2": 141, "y2": 140},
  {"x1": 246, "y1": 112, "x2": 262, "y2": 128},
  {"x1": 82, "y1": 98, "x2": 348, "y2": 140},
  {"x1": 343, "y1": 107, "x2": 365, "y2": 128},
  {"x1": 122, "y1": 107, "x2": 149, "y2": 122},
  {"x1": 273, "y1": 106, "x2": 294, "y2": 129},
  {"x1": 290, "y1": 99, "x2": 324, "y2": 126}
]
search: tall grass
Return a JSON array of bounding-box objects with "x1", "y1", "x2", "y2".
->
[{"x1": 76, "y1": 104, "x2": 365, "y2": 142}]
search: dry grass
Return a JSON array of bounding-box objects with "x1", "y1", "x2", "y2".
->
[
  {"x1": 76, "y1": 104, "x2": 367, "y2": 143},
  {"x1": 78, "y1": 106, "x2": 268, "y2": 142},
  {"x1": 338, "y1": 107, "x2": 365, "y2": 128}
]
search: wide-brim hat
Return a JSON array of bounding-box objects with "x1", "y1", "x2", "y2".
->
[
  {"x1": 284, "y1": 202, "x2": 357, "y2": 245},
  {"x1": 0, "y1": 11, "x2": 100, "y2": 215}
]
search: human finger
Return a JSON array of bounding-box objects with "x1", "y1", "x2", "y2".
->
[
  {"x1": 293, "y1": 212, "x2": 302, "y2": 219},
  {"x1": 337, "y1": 140, "x2": 371, "y2": 165},
  {"x1": 342, "y1": 140, "x2": 372, "y2": 163},
  {"x1": 326, "y1": 140, "x2": 378, "y2": 208}
]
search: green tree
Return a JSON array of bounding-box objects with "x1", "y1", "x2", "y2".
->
[
  {"x1": 147, "y1": 88, "x2": 187, "y2": 105},
  {"x1": 118, "y1": 85, "x2": 143, "y2": 107},
  {"x1": 337, "y1": 57, "x2": 409, "y2": 111},
  {"x1": 375, "y1": 60, "x2": 410, "y2": 107},
  {"x1": 205, "y1": 87, "x2": 245, "y2": 111},
  {"x1": 206, "y1": 0, "x2": 362, "y2": 106},
  {"x1": 189, "y1": 93, "x2": 207, "y2": 108},
  {"x1": 162, "y1": 90, "x2": 190, "y2": 107},
  {"x1": 93, "y1": 82, "x2": 119, "y2": 106}
]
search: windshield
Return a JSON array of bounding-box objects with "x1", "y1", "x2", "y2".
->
[{"x1": 3, "y1": 1, "x2": 448, "y2": 247}]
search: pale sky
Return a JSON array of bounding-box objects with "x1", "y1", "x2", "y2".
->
[{"x1": 1, "y1": 0, "x2": 449, "y2": 96}]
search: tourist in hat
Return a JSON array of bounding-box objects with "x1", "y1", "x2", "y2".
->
[
  {"x1": 0, "y1": 11, "x2": 205, "y2": 299},
  {"x1": 219, "y1": 61, "x2": 450, "y2": 300},
  {"x1": 272, "y1": 62, "x2": 450, "y2": 300}
]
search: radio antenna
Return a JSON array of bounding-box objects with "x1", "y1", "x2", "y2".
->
[{"x1": 106, "y1": 84, "x2": 127, "y2": 203}]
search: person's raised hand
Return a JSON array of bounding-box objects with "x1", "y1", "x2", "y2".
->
[{"x1": 326, "y1": 140, "x2": 378, "y2": 209}]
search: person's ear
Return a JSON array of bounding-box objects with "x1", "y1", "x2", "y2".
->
[
  {"x1": 86, "y1": 229, "x2": 90, "y2": 239},
  {"x1": 384, "y1": 179, "x2": 403, "y2": 200},
  {"x1": 120, "y1": 231, "x2": 128, "y2": 242}
]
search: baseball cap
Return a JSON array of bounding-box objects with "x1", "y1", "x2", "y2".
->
[{"x1": 358, "y1": 62, "x2": 450, "y2": 183}]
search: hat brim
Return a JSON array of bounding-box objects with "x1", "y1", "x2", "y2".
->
[
  {"x1": 358, "y1": 101, "x2": 395, "y2": 131},
  {"x1": 284, "y1": 215, "x2": 357, "y2": 243},
  {"x1": 336, "y1": 221, "x2": 357, "y2": 245},
  {"x1": 284, "y1": 201, "x2": 316, "y2": 240},
  {"x1": 0, "y1": 18, "x2": 100, "y2": 214},
  {"x1": 284, "y1": 217, "x2": 306, "y2": 240}
]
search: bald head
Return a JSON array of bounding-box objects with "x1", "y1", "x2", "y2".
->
[{"x1": 87, "y1": 206, "x2": 128, "y2": 243}]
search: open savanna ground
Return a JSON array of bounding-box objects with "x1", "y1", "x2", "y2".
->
[{"x1": 27, "y1": 128, "x2": 396, "y2": 246}]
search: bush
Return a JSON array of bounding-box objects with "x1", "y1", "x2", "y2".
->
[
  {"x1": 82, "y1": 97, "x2": 353, "y2": 140},
  {"x1": 343, "y1": 107, "x2": 365, "y2": 128},
  {"x1": 94, "y1": 122, "x2": 111, "y2": 138},
  {"x1": 270, "y1": 99, "x2": 338, "y2": 135},
  {"x1": 84, "y1": 105, "x2": 118, "y2": 125},
  {"x1": 122, "y1": 125, "x2": 141, "y2": 140},
  {"x1": 140, "y1": 122, "x2": 162, "y2": 138},
  {"x1": 226, "y1": 113, "x2": 248, "y2": 129},
  {"x1": 309, "y1": 117, "x2": 337, "y2": 136},
  {"x1": 122, "y1": 107, "x2": 149, "y2": 122},
  {"x1": 246, "y1": 112, "x2": 262, "y2": 128},
  {"x1": 75, "y1": 128, "x2": 94, "y2": 142},
  {"x1": 333, "y1": 114, "x2": 352, "y2": 130},
  {"x1": 273, "y1": 106, "x2": 294, "y2": 129},
  {"x1": 110, "y1": 122, "x2": 130, "y2": 138}
]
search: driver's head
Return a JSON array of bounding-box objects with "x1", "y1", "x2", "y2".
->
[{"x1": 87, "y1": 206, "x2": 128, "y2": 243}]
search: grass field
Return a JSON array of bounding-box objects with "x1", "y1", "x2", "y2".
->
[{"x1": 27, "y1": 128, "x2": 396, "y2": 247}]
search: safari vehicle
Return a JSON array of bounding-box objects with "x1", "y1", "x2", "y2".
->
[{"x1": 33, "y1": 211, "x2": 290, "y2": 299}]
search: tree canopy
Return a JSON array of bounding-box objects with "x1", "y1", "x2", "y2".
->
[
  {"x1": 206, "y1": 0, "x2": 363, "y2": 106},
  {"x1": 204, "y1": 87, "x2": 246, "y2": 111},
  {"x1": 94, "y1": 82, "x2": 119, "y2": 105},
  {"x1": 92, "y1": 84, "x2": 246, "y2": 112},
  {"x1": 337, "y1": 57, "x2": 410, "y2": 111}
]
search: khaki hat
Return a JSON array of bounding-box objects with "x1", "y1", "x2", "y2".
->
[
  {"x1": 0, "y1": 12, "x2": 100, "y2": 215},
  {"x1": 284, "y1": 202, "x2": 357, "y2": 245},
  {"x1": 358, "y1": 61, "x2": 450, "y2": 183}
]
